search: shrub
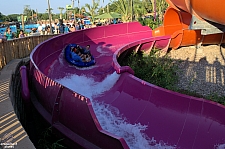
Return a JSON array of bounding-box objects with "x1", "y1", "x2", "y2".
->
[
  {"x1": 138, "y1": 17, "x2": 162, "y2": 30},
  {"x1": 119, "y1": 49, "x2": 178, "y2": 89}
]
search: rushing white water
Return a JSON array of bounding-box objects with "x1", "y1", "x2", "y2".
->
[
  {"x1": 215, "y1": 144, "x2": 225, "y2": 149},
  {"x1": 56, "y1": 72, "x2": 175, "y2": 149}
]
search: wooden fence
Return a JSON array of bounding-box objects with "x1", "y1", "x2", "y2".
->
[{"x1": 0, "y1": 35, "x2": 57, "y2": 70}]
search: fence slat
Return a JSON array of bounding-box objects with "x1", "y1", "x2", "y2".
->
[{"x1": 0, "y1": 35, "x2": 56, "y2": 70}]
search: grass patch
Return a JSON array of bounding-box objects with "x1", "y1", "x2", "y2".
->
[
  {"x1": 174, "y1": 89, "x2": 204, "y2": 98},
  {"x1": 38, "y1": 127, "x2": 66, "y2": 149},
  {"x1": 205, "y1": 93, "x2": 225, "y2": 105},
  {"x1": 26, "y1": 104, "x2": 68, "y2": 149},
  {"x1": 119, "y1": 49, "x2": 178, "y2": 89}
]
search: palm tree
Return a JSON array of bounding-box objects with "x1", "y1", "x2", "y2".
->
[
  {"x1": 58, "y1": 7, "x2": 64, "y2": 19},
  {"x1": 143, "y1": 0, "x2": 152, "y2": 13},
  {"x1": 150, "y1": 0, "x2": 156, "y2": 20},
  {"x1": 71, "y1": 0, "x2": 74, "y2": 8},
  {"x1": 132, "y1": 0, "x2": 145, "y2": 19},
  {"x1": 85, "y1": 0, "x2": 100, "y2": 22},
  {"x1": 156, "y1": 0, "x2": 168, "y2": 20},
  {"x1": 110, "y1": 0, "x2": 130, "y2": 22},
  {"x1": 77, "y1": 0, "x2": 81, "y2": 15},
  {"x1": 149, "y1": 0, "x2": 168, "y2": 21},
  {"x1": 102, "y1": 0, "x2": 105, "y2": 13},
  {"x1": 46, "y1": 8, "x2": 53, "y2": 15},
  {"x1": 47, "y1": 0, "x2": 52, "y2": 34}
]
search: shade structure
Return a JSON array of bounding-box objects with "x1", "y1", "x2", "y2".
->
[{"x1": 95, "y1": 12, "x2": 121, "y2": 19}]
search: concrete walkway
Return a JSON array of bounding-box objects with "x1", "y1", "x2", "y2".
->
[{"x1": 0, "y1": 59, "x2": 35, "y2": 149}]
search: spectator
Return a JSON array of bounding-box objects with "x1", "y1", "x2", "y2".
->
[
  {"x1": 58, "y1": 19, "x2": 65, "y2": 34},
  {"x1": 37, "y1": 22, "x2": 43, "y2": 34},
  {"x1": 0, "y1": 34, "x2": 6, "y2": 43},
  {"x1": 54, "y1": 22, "x2": 59, "y2": 34},
  {"x1": 70, "y1": 24, "x2": 76, "y2": 32},
  {"x1": 65, "y1": 24, "x2": 71, "y2": 33},
  {"x1": 19, "y1": 30, "x2": 26, "y2": 38},
  {"x1": 4, "y1": 27, "x2": 14, "y2": 40},
  {"x1": 75, "y1": 23, "x2": 80, "y2": 30},
  {"x1": 42, "y1": 23, "x2": 46, "y2": 34}
]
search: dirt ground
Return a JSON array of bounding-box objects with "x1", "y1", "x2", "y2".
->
[{"x1": 166, "y1": 44, "x2": 225, "y2": 97}]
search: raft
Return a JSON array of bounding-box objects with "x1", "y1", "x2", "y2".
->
[{"x1": 65, "y1": 44, "x2": 95, "y2": 67}]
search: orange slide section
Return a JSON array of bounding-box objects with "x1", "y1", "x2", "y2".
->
[{"x1": 153, "y1": 0, "x2": 225, "y2": 49}]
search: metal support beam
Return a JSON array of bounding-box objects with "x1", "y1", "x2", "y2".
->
[{"x1": 189, "y1": 15, "x2": 225, "y2": 35}]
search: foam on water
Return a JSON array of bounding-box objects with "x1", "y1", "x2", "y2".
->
[
  {"x1": 56, "y1": 71, "x2": 120, "y2": 99},
  {"x1": 215, "y1": 144, "x2": 225, "y2": 149},
  {"x1": 56, "y1": 72, "x2": 175, "y2": 149},
  {"x1": 95, "y1": 45, "x2": 114, "y2": 58}
]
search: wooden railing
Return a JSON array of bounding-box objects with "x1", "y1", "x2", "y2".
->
[{"x1": 0, "y1": 35, "x2": 57, "y2": 70}]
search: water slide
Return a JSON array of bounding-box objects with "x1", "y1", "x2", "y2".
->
[
  {"x1": 21, "y1": 1, "x2": 225, "y2": 148},
  {"x1": 23, "y1": 21, "x2": 225, "y2": 149},
  {"x1": 153, "y1": 0, "x2": 225, "y2": 49}
]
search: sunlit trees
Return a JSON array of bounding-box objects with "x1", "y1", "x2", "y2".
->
[
  {"x1": 85, "y1": 0, "x2": 100, "y2": 21},
  {"x1": 143, "y1": 0, "x2": 152, "y2": 13},
  {"x1": 110, "y1": 0, "x2": 130, "y2": 22},
  {"x1": 108, "y1": 0, "x2": 150, "y2": 22},
  {"x1": 23, "y1": 5, "x2": 37, "y2": 22},
  {"x1": 0, "y1": 12, "x2": 7, "y2": 21},
  {"x1": 23, "y1": 5, "x2": 32, "y2": 18},
  {"x1": 58, "y1": 7, "x2": 64, "y2": 19},
  {"x1": 156, "y1": 0, "x2": 168, "y2": 20},
  {"x1": 107, "y1": 0, "x2": 167, "y2": 22},
  {"x1": 3, "y1": 14, "x2": 18, "y2": 22}
]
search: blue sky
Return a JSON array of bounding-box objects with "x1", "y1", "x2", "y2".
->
[{"x1": 0, "y1": 0, "x2": 110, "y2": 15}]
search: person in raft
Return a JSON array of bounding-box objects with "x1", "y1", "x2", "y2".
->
[
  {"x1": 76, "y1": 44, "x2": 91, "y2": 55},
  {"x1": 84, "y1": 45, "x2": 91, "y2": 55},
  {"x1": 78, "y1": 45, "x2": 92, "y2": 62},
  {"x1": 70, "y1": 46, "x2": 92, "y2": 62}
]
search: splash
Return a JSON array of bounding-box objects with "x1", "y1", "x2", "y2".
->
[
  {"x1": 215, "y1": 144, "x2": 225, "y2": 149},
  {"x1": 56, "y1": 72, "x2": 175, "y2": 149}
]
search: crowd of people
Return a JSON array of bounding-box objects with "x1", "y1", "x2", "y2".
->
[
  {"x1": 0, "y1": 27, "x2": 27, "y2": 42},
  {"x1": 36, "y1": 18, "x2": 122, "y2": 35},
  {"x1": 0, "y1": 18, "x2": 123, "y2": 43},
  {"x1": 37, "y1": 19, "x2": 95, "y2": 35}
]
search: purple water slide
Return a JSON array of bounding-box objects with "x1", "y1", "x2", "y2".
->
[{"x1": 28, "y1": 22, "x2": 225, "y2": 149}]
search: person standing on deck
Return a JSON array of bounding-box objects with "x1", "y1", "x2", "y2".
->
[{"x1": 4, "y1": 27, "x2": 14, "y2": 40}]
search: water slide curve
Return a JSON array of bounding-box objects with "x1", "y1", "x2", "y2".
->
[{"x1": 24, "y1": 2, "x2": 225, "y2": 148}]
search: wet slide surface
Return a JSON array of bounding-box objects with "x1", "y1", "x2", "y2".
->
[{"x1": 30, "y1": 22, "x2": 225, "y2": 149}]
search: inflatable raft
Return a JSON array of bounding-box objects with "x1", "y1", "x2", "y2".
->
[{"x1": 65, "y1": 44, "x2": 95, "y2": 67}]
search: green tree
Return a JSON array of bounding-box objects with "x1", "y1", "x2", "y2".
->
[
  {"x1": 143, "y1": 0, "x2": 152, "y2": 13},
  {"x1": 5, "y1": 14, "x2": 19, "y2": 22},
  {"x1": 80, "y1": 6, "x2": 86, "y2": 14},
  {"x1": 98, "y1": 6, "x2": 105, "y2": 15},
  {"x1": 72, "y1": 7, "x2": 80, "y2": 15},
  {"x1": 52, "y1": 13, "x2": 60, "y2": 20},
  {"x1": 46, "y1": 8, "x2": 53, "y2": 14},
  {"x1": 156, "y1": 0, "x2": 168, "y2": 20},
  {"x1": 108, "y1": 3, "x2": 117, "y2": 12},
  {"x1": 85, "y1": 0, "x2": 100, "y2": 22},
  {"x1": 110, "y1": 0, "x2": 131, "y2": 22},
  {"x1": 58, "y1": 7, "x2": 64, "y2": 19},
  {"x1": 38, "y1": 13, "x2": 49, "y2": 20},
  {"x1": 23, "y1": 5, "x2": 32, "y2": 18},
  {"x1": 149, "y1": 0, "x2": 168, "y2": 20},
  {"x1": 0, "y1": 12, "x2": 6, "y2": 21},
  {"x1": 132, "y1": 0, "x2": 146, "y2": 19},
  {"x1": 109, "y1": 0, "x2": 153, "y2": 21}
]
